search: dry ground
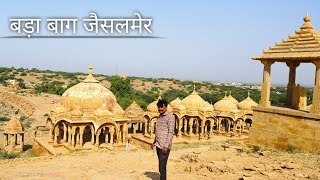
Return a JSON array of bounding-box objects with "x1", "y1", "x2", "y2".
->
[{"x1": 0, "y1": 136, "x2": 319, "y2": 180}]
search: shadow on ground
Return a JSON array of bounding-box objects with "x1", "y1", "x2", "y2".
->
[
  {"x1": 144, "y1": 171, "x2": 159, "y2": 180},
  {"x1": 23, "y1": 144, "x2": 32, "y2": 151}
]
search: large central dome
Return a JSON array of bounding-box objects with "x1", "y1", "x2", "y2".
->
[
  {"x1": 60, "y1": 65, "x2": 117, "y2": 112},
  {"x1": 180, "y1": 88, "x2": 207, "y2": 111}
]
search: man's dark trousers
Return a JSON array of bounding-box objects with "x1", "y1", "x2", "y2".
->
[{"x1": 156, "y1": 147, "x2": 171, "y2": 180}]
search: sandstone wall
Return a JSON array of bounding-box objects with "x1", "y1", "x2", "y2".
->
[{"x1": 249, "y1": 106, "x2": 320, "y2": 152}]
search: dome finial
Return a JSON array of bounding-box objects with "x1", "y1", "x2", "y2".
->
[
  {"x1": 89, "y1": 64, "x2": 93, "y2": 75},
  {"x1": 83, "y1": 64, "x2": 99, "y2": 83},
  {"x1": 304, "y1": 13, "x2": 311, "y2": 22},
  {"x1": 229, "y1": 90, "x2": 232, "y2": 96},
  {"x1": 193, "y1": 83, "x2": 196, "y2": 92},
  {"x1": 224, "y1": 91, "x2": 227, "y2": 97},
  {"x1": 247, "y1": 91, "x2": 250, "y2": 97}
]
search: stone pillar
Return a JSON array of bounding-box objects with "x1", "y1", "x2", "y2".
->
[
  {"x1": 233, "y1": 121, "x2": 237, "y2": 133},
  {"x1": 105, "y1": 128, "x2": 109, "y2": 144},
  {"x1": 77, "y1": 133, "x2": 80, "y2": 145},
  {"x1": 49, "y1": 127, "x2": 54, "y2": 142},
  {"x1": 15, "y1": 134, "x2": 18, "y2": 145},
  {"x1": 150, "y1": 123, "x2": 153, "y2": 136},
  {"x1": 188, "y1": 119, "x2": 192, "y2": 135},
  {"x1": 133, "y1": 124, "x2": 136, "y2": 135},
  {"x1": 95, "y1": 130, "x2": 100, "y2": 147},
  {"x1": 11, "y1": 134, "x2": 14, "y2": 148},
  {"x1": 122, "y1": 131, "x2": 125, "y2": 143},
  {"x1": 73, "y1": 132, "x2": 77, "y2": 145},
  {"x1": 91, "y1": 127, "x2": 95, "y2": 145},
  {"x1": 311, "y1": 61, "x2": 320, "y2": 114},
  {"x1": 286, "y1": 62, "x2": 300, "y2": 108},
  {"x1": 260, "y1": 60, "x2": 274, "y2": 108},
  {"x1": 183, "y1": 119, "x2": 187, "y2": 135},
  {"x1": 79, "y1": 128, "x2": 84, "y2": 147},
  {"x1": 195, "y1": 120, "x2": 199, "y2": 135},
  {"x1": 71, "y1": 131, "x2": 75, "y2": 147},
  {"x1": 68, "y1": 127, "x2": 72, "y2": 145},
  {"x1": 228, "y1": 120, "x2": 231, "y2": 133},
  {"x1": 63, "y1": 124, "x2": 67, "y2": 143},
  {"x1": 20, "y1": 134, "x2": 23, "y2": 148},
  {"x1": 144, "y1": 120, "x2": 147, "y2": 135},
  {"x1": 177, "y1": 119, "x2": 182, "y2": 137},
  {"x1": 110, "y1": 130, "x2": 114, "y2": 144},
  {"x1": 54, "y1": 127, "x2": 58, "y2": 145}
]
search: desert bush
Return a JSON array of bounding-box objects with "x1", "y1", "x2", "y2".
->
[
  {"x1": 252, "y1": 145, "x2": 261, "y2": 153},
  {"x1": 0, "y1": 151, "x2": 20, "y2": 159},
  {"x1": 287, "y1": 145, "x2": 298, "y2": 153},
  {"x1": 0, "y1": 116, "x2": 10, "y2": 122},
  {"x1": 20, "y1": 116, "x2": 26, "y2": 121},
  {"x1": 20, "y1": 72, "x2": 27, "y2": 76}
]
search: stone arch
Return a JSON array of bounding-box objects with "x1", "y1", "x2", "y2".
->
[
  {"x1": 173, "y1": 114, "x2": 179, "y2": 135},
  {"x1": 83, "y1": 124, "x2": 94, "y2": 145},
  {"x1": 97, "y1": 123, "x2": 117, "y2": 146},
  {"x1": 204, "y1": 119, "x2": 211, "y2": 133},
  {"x1": 53, "y1": 120, "x2": 70, "y2": 144},
  {"x1": 143, "y1": 115, "x2": 151, "y2": 135},
  {"x1": 190, "y1": 117, "x2": 201, "y2": 135},
  {"x1": 245, "y1": 119, "x2": 252, "y2": 127},
  {"x1": 181, "y1": 116, "x2": 188, "y2": 134},
  {"x1": 220, "y1": 118, "x2": 233, "y2": 133},
  {"x1": 150, "y1": 117, "x2": 158, "y2": 135},
  {"x1": 74, "y1": 127, "x2": 80, "y2": 146}
]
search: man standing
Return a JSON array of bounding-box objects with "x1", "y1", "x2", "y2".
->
[{"x1": 153, "y1": 99, "x2": 175, "y2": 180}]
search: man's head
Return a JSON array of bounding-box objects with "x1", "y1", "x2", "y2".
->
[{"x1": 157, "y1": 99, "x2": 168, "y2": 114}]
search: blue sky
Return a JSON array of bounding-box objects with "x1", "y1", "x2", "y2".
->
[{"x1": 0, "y1": 1, "x2": 319, "y2": 86}]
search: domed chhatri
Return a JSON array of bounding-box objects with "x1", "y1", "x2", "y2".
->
[
  {"x1": 3, "y1": 116, "x2": 24, "y2": 153},
  {"x1": 237, "y1": 92, "x2": 258, "y2": 112},
  {"x1": 214, "y1": 96, "x2": 238, "y2": 113},
  {"x1": 180, "y1": 86, "x2": 207, "y2": 112},
  {"x1": 61, "y1": 65, "x2": 116, "y2": 113},
  {"x1": 47, "y1": 65, "x2": 129, "y2": 149},
  {"x1": 226, "y1": 91, "x2": 239, "y2": 104},
  {"x1": 125, "y1": 101, "x2": 144, "y2": 119},
  {"x1": 170, "y1": 97, "x2": 181, "y2": 108},
  {"x1": 5, "y1": 116, "x2": 24, "y2": 134}
]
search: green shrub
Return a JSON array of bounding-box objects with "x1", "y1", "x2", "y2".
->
[
  {"x1": 252, "y1": 145, "x2": 261, "y2": 153},
  {"x1": 0, "y1": 116, "x2": 10, "y2": 122},
  {"x1": 287, "y1": 145, "x2": 298, "y2": 153},
  {"x1": 20, "y1": 72, "x2": 27, "y2": 76},
  {"x1": 0, "y1": 151, "x2": 20, "y2": 159},
  {"x1": 20, "y1": 116, "x2": 26, "y2": 121}
]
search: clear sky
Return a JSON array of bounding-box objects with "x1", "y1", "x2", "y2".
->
[{"x1": 0, "y1": 0, "x2": 319, "y2": 86}]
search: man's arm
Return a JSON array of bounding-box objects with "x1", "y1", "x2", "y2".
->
[{"x1": 164, "y1": 115, "x2": 175, "y2": 148}]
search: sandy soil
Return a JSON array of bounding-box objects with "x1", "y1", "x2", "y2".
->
[{"x1": 1, "y1": 136, "x2": 319, "y2": 180}]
